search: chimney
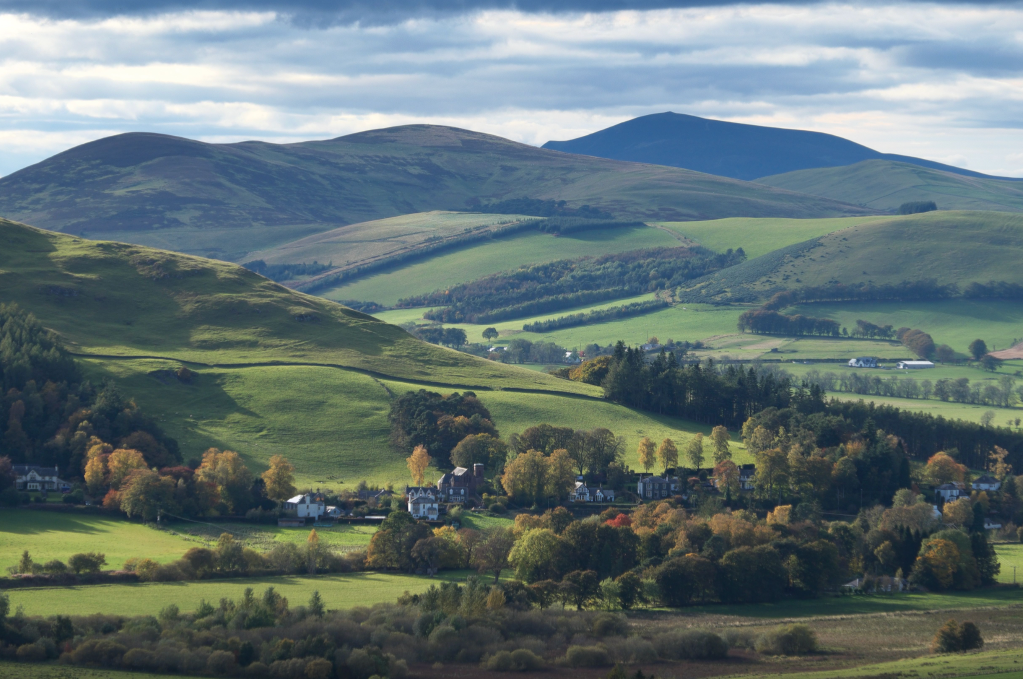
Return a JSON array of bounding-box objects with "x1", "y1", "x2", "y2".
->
[{"x1": 473, "y1": 463, "x2": 484, "y2": 481}]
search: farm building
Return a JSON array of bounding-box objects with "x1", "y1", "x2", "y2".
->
[
  {"x1": 897, "y1": 360, "x2": 934, "y2": 369},
  {"x1": 284, "y1": 493, "x2": 325, "y2": 519},
  {"x1": 848, "y1": 357, "x2": 879, "y2": 368}
]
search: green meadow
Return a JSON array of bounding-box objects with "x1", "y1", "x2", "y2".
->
[
  {"x1": 5, "y1": 570, "x2": 483, "y2": 618},
  {"x1": 0, "y1": 510, "x2": 194, "y2": 572},
  {"x1": 745, "y1": 648, "x2": 1023, "y2": 679},
  {"x1": 657, "y1": 215, "x2": 884, "y2": 258},
  {"x1": 320, "y1": 224, "x2": 679, "y2": 306}
]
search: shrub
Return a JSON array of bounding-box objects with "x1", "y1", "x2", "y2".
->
[
  {"x1": 591, "y1": 613, "x2": 628, "y2": 638},
  {"x1": 755, "y1": 624, "x2": 818, "y2": 656},
  {"x1": 41, "y1": 559, "x2": 67, "y2": 574},
  {"x1": 122, "y1": 648, "x2": 157, "y2": 670},
  {"x1": 564, "y1": 645, "x2": 611, "y2": 667},
  {"x1": 68, "y1": 552, "x2": 107, "y2": 574},
  {"x1": 72, "y1": 639, "x2": 128, "y2": 666},
  {"x1": 484, "y1": 649, "x2": 545, "y2": 671},
  {"x1": 605, "y1": 637, "x2": 657, "y2": 664},
  {"x1": 722, "y1": 628, "x2": 756, "y2": 650},
  {"x1": 207, "y1": 649, "x2": 237, "y2": 675},
  {"x1": 16, "y1": 642, "x2": 47, "y2": 662},
  {"x1": 932, "y1": 619, "x2": 984, "y2": 653},
  {"x1": 652, "y1": 630, "x2": 729, "y2": 660}
]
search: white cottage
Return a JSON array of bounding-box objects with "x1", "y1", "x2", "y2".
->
[
  {"x1": 972, "y1": 474, "x2": 1002, "y2": 492},
  {"x1": 13, "y1": 465, "x2": 68, "y2": 492},
  {"x1": 848, "y1": 357, "x2": 879, "y2": 368},
  {"x1": 407, "y1": 486, "x2": 439, "y2": 520}
]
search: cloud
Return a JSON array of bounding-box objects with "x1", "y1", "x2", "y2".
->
[{"x1": 1, "y1": 4, "x2": 1023, "y2": 176}]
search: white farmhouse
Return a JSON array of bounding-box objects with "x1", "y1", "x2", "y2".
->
[
  {"x1": 935, "y1": 482, "x2": 968, "y2": 502},
  {"x1": 972, "y1": 474, "x2": 1002, "y2": 492},
  {"x1": 13, "y1": 465, "x2": 68, "y2": 492},
  {"x1": 848, "y1": 357, "x2": 879, "y2": 368},
  {"x1": 284, "y1": 494, "x2": 325, "y2": 519},
  {"x1": 407, "y1": 486, "x2": 439, "y2": 520}
]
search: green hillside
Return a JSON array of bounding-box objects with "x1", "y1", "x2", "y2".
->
[
  {"x1": 321, "y1": 221, "x2": 681, "y2": 305},
  {"x1": 0, "y1": 126, "x2": 872, "y2": 263},
  {"x1": 683, "y1": 210, "x2": 1023, "y2": 299},
  {"x1": 0, "y1": 218, "x2": 727, "y2": 485},
  {"x1": 657, "y1": 215, "x2": 886, "y2": 258},
  {"x1": 758, "y1": 159, "x2": 1023, "y2": 212}
]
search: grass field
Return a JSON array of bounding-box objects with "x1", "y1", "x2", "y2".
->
[
  {"x1": 320, "y1": 224, "x2": 680, "y2": 306},
  {"x1": 758, "y1": 158, "x2": 1023, "y2": 212},
  {"x1": 995, "y1": 543, "x2": 1023, "y2": 585},
  {"x1": 787, "y1": 299, "x2": 1023, "y2": 357},
  {"x1": 0, "y1": 662, "x2": 195, "y2": 679},
  {"x1": 0, "y1": 510, "x2": 194, "y2": 572},
  {"x1": 248, "y1": 211, "x2": 534, "y2": 268},
  {"x1": 657, "y1": 215, "x2": 885, "y2": 258},
  {"x1": 5, "y1": 570, "x2": 484, "y2": 618},
  {"x1": 742, "y1": 647, "x2": 1023, "y2": 679}
]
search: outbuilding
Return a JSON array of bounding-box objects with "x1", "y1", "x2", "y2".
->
[{"x1": 897, "y1": 360, "x2": 934, "y2": 369}]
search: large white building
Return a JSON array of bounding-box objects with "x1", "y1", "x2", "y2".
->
[
  {"x1": 406, "y1": 486, "x2": 439, "y2": 520},
  {"x1": 284, "y1": 494, "x2": 325, "y2": 519},
  {"x1": 13, "y1": 465, "x2": 68, "y2": 492},
  {"x1": 897, "y1": 360, "x2": 934, "y2": 369}
]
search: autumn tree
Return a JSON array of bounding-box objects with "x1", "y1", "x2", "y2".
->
[
  {"x1": 754, "y1": 448, "x2": 789, "y2": 499},
  {"x1": 924, "y1": 452, "x2": 967, "y2": 485},
  {"x1": 685, "y1": 434, "x2": 705, "y2": 471},
  {"x1": 107, "y1": 449, "x2": 147, "y2": 490},
  {"x1": 989, "y1": 446, "x2": 1013, "y2": 478},
  {"x1": 119, "y1": 470, "x2": 175, "y2": 521},
  {"x1": 195, "y1": 448, "x2": 254, "y2": 514},
  {"x1": 713, "y1": 459, "x2": 739, "y2": 494},
  {"x1": 407, "y1": 445, "x2": 431, "y2": 486},
  {"x1": 261, "y1": 455, "x2": 297, "y2": 503},
  {"x1": 942, "y1": 498, "x2": 974, "y2": 529},
  {"x1": 472, "y1": 528, "x2": 515, "y2": 583},
  {"x1": 84, "y1": 441, "x2": 113, "y2": 495},
  {"x1": 637, "y1": 437, "x2": 656, "y2": 473},
  {"x1": 710, "y1": 426, "x2": 731, "y2": 463},
  {"x1": 451, "y1": 433, "x2": 507, "y2": 471},
  {"x1": 656, "y1": 438, "x2": 678, "y2": 473}
]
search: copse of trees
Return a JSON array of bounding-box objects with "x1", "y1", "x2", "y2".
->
[
  {"x1": 388, "y1": 390, "x2": 497, "y2": 466},
  {"x1": 761, "y1": 280, "x2": 958, "y2": 310},
  {"x1": 899, "y1": 327, "x2": 936, "y2": 359},
  {"x1": 898, "y1": 200, "x2": 937, "y2": 215},
  {"x1": 241, "y1": 260, "x2": 331, "y2": 283},
  {"x1": 522, "y1": 299, "x2": 668, "y2": 333},
  {"x1": 737, "y1": 309, "x2": 840, "y2": 337},
  {"x1": 401, "y1": 247, "x2": 745, "y2": 323}
]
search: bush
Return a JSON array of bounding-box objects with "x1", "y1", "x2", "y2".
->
[
  {"x1": 484, "y1": 649, "x2": 545, "y2": 671},
  {"x1": 564, "y1": 645, "x2": 611, "y2": 667},
  {"x1": 207, "y1": 649, "x2": 237, "y2": 675},
  {"x1": 16, "y1": 642, "x2": 48, "y2": 662},
  {"x1": 755, "y1": 624, "x2": 818, "y2": 656},
  {"x1": 68, "y1": 552, "x2": 107, "y2": 574},
  {"x1": 63, "y1": 488, "x2": 85, "y2": 504},
  {"x1": 652, "y1": 630, "x2": 729, "y2": 660},
  {"x1": 591, "y1": 613, "x2": 628, "y2": 638},
  {"x1": 898, "y1": 201, "x2": 937, "y2": 215},
  {"x1": 932, "y1": 619, "x2": 984, "y2": 653},
  {"x1": 489, "y1": 503, "x2": 507, "y2": 514},
  {"x1": 304, "y1": 658, "x2": 333, "y2": 679},
  {"x1": 122, "y1": 648, "x2": 158, "y2": 670}
]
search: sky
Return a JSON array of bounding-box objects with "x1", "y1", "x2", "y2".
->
[{"x1": 1, "y1": 0, "x2": 1023, "y2": 177}]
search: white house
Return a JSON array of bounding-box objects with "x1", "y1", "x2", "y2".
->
[
  {"x1": 326, "y1": 506, "x2": 346, "y2": 519},
  {"x1": 897, "y1": 360, "x2": 934, "y2": 369},
  {"x1": 738, "y1": 465, "x2": 756, "y2": 491},
  {"x1": 935, "y1": 482, "x2": 969, "y2": 502},
  {"x1": 569, "y1": 481, "x2": 592, "y2": 502},
  {"x1": 848, "y1": 357, "x2": 879, "y2": 368},
  {"x1": 13, "y1": 465, "x2": 68, "y2": 492},
  {"x1": 972, "y1": 474, "x2": 1002, "y2": 492},
  {"x1": 407, "y1": 487, "x2": 439, "y2": 520},
  {"x1": 594, "y1": 488, "x2": 615, "y2": 503},
  {"x1": 284, "y1": 494, "x2": 325, "y2": 519}
]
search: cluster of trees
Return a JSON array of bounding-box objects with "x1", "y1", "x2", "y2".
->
[
  {"x1": 405, "y1": 325, "x2": 467, "y2": 347},
  {"x1": 486, "y1": 338, "x2": 573, "y2": 364},
  {"x1": 761, "y1": 280, "x2": 958, "y2": 310},
  {"x1": 899, "y1": 327, "x2": 937, "y2": 359},
  {"x1": 963, "y1": 281, "x2": 1023, "y2": 300},
  {"x1": 799, "y1": 370, "x2": 1019, "y2": 409},
  {"x1": 737, "y1": 309, "x2": 840, "y2": 337},
  {"x1": 401, "y1": 247, "x2": 745, "y2": 323},
  {"x1": 898, "y1": 201, "x2": 938, "y2": 215},
  {"x1": 851, "y1": 319, "x2": 895, "y2": 339},
  {"x1": 598, "y1": 344, "x2": 796, "y2": 427},
  {"x1": 241, "y1": 260, "x2": 331, "y2": 283},
  {"x1": 0, "y1": 303, "x2": 179, "y2": 483},
  {"x1": 388, "y1": 391, "x2": 498, "y2": 466},
  {"x1": 522, "y1": 299, "x2": 668, "y2": 333},
  {"x1": 472, "y1": 197, "x2": 613, "y2": 219},
  {"x1": 534, "y1": 218, "x2": 645, "y2": 235}
]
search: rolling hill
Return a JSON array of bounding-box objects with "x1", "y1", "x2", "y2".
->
[
  {"x1": 0, "y1": 217, "x2": 723, "y2": 485},
  {"x1": 0, "y1": 126, "x2": 871, "y2": 263},
  {"x1": 543, "y1": 112, "x2": 1015, "y2": 182},
  {"x1": 679, "y1": 210, "x2": 1023, "y2": 301},
  {"x1": 757, "y1": 160, "x2": 1023, "y2": 213}
]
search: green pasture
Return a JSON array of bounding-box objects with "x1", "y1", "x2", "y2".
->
[
  {"x1": 320, "y1": 224, "x2": 679, "y2": 306},
  {"x1": 658, "y1": 215, "x2": 884, "y2": 258},
  {"x1": 5, "y1": 570, "x2": 485, "y2": 618},
  {"x1": 995, "y1": 543, "x2": 1023, "y2": 585},
  {"x1": 0, "y1": 510, "x2": 194, "y2": 572},
  {"x1": 382, "y1": 379, "x2": 752, "y2": 473},
  {"x1": 160, "y1": 520, "x2": 378, "y2": 552},
  {"x1": 250, "y1": 211, "x2": 533, "y2": 268},
  {"x1": 787, "y1": 299, "x2": 1023, "y2": 357},
  {"x1": 745, "y1": 647, "x2": 1023, "y2": 679},
  {"x1": 0, "y1": 662, "x2": 194, "y2": 679},
  {"x1": 694, "y1": 586, "x2": 1023, "y2": 619},
  {"x1": 822, "y1": 392, "x2": 1022, "y2": 426}
]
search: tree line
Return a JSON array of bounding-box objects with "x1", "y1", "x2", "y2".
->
[
  {"x1": 522, "y1": 299, "x2": 668, "y2": 333},
  {"x1": 737, "y1": 309, "x2": 840, "y2": 337},
  {"x1": 401, "y1": 247, "x2": 745, "y2": 323}
]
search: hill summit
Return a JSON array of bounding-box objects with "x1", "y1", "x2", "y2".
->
[{"x1": 543, "y1": 112, "x2": 1013, "y2": 182}]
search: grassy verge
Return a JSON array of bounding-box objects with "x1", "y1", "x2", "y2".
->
[{"x1": 734, "y1": 648, "x2": 1023, "y2": 679}]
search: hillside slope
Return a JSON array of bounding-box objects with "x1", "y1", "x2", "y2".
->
[
  {"x1": 0, "y1": 218, "x2": 590, "y2": 394},
  {"x1": 0, "y1": 126, "x2": 871, "y2": 262},
  {"x1": 543, "y1": 112, "x2": 1013, "y2": 182},
  {"x1": 680, "y1": 210, "x2": 1023, "y2": 301},
  {"x1": 757, "y1": 160, "x2": 1023, "y2": 212}
]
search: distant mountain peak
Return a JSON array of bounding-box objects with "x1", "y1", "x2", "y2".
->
[{"x1": 543, "y1": 112, "x2": 1010, "y2": 182}]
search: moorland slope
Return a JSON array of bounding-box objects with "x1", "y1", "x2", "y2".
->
[
  {"x1": 542, "y1": 112, "x2": 1010, "y2": 181},
  {"x1": 758, "y1": 160, "x2": 1023, "y2": 212},
  {"x1": 0, "y1": 126, "x2": 871, "y2": 262}
]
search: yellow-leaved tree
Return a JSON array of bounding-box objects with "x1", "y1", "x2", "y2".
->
[
  {"x1": 656, "y1": 438, "x2": 678, "y2": 474},
  {"x1": 407, "y1": 445, "x2": 432, "y2": 486},
  {"x1": 195, "y1": 448, "x2": 254, "y2": 514},
  {"x1": 261, "y1": 455, "x2": 297, "y2": 503},
  {"x1": 637, "y1": 437, "x2": 656, "y2": 473},
  {"x1": 107, "y1": 449, "x2": 147, "y2": 490}
]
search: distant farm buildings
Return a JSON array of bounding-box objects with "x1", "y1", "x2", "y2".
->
[
  {"x1": 897, "y1": 360, "x2": 934, "y2": 369},
  {"x1": 848, "y1": 357, "x2": 878, "y2": 368}
]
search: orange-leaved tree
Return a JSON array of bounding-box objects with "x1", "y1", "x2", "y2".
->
[{"x1": 407, "y1": 445, "x2": 431, "y2": 486}]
